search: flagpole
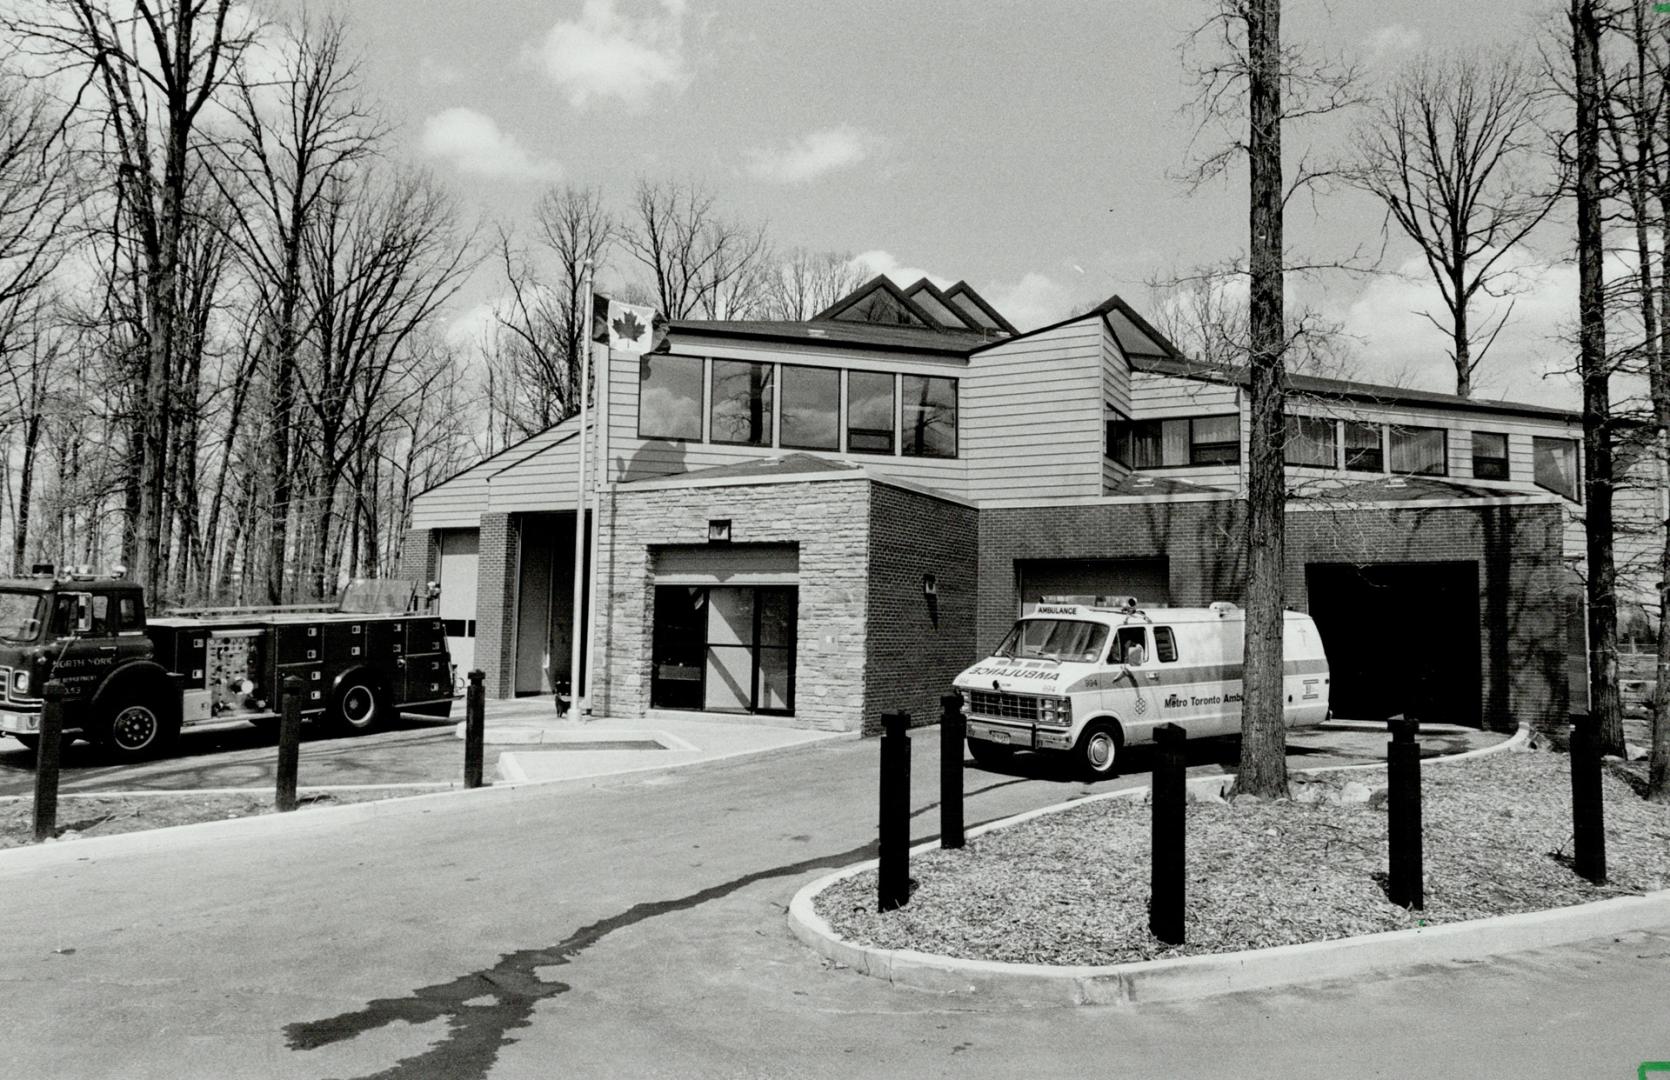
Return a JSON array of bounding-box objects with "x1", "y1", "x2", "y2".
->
[
  {"x1": 582, "y1": 312, "x2": 609, "y2": 718},
  {"x1": 567, "y1": 262, "x2": 594, "y2": 716}
]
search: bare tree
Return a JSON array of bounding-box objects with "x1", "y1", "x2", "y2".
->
[
  {"x1": 1352, "y1": 51, "x2": 1560, "y2": 397},
  {"x1": 1185, "y1": 0, "x2": 1361, "y2": 797},
  {"x1": 621, "y1": 177, "x2": 771, "y2": 319},
  {"x1": 3, "y1": 0, "x2": 252, "y2": 590},
  {"x1": 764, "y1": 247, "x2": 867, "y2": 320},
  {"x1": 1567, "y1": 0, "x2": 1625, "y2": 758},
  {"x1": 211, "y1": 13, "x2": 378, "y2": 602}
]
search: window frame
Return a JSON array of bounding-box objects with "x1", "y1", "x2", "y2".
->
[
  {"x1": 778, "y1": 363, "x2": 842, "y2": 452},
  {"x1": 708, "y1": 359, "x2": 776, "y2": 448},
  {"x1": 1283, "y1": 414, "x2": 1338, "y2": 469},
  {"x1": 1389, "y1": 424, "x2": 1449, "y2": 477},
  {"x1": 636, "y1": 354, "x2": 707, "y2": 442},
  {"x1": 1471, "y1": 431, "x2": 1510, "y2": 481},
  {"x1": 900, "y1": 373, "x2": 958, "y2": 459},
  {"x1": 845, "y1": 369, "x2": 897, "y2": 456},
  {"x1": 1187, "y1": 414, "x2": 1241, "y2": 466},
  {"x1": 1343, "y1": 420, "x2": 1385, "y2": 473},
  {"x1": 1532, "y1": 435, "x2": 1582, "y2": 502},
  {"x1": 1108, "y1": 414, "x2": 1240, "y2": 470}
]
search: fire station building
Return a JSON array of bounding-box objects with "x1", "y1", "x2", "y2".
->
[{"x1": 404, "y1": 276, "x2": 1585, "y2": 735}]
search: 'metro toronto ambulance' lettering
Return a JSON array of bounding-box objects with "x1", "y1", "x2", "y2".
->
[{"x1": 952, "y1": 597, "x2": 1330, "y2": 780}]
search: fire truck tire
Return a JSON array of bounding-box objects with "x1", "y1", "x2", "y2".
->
[
  {"x1": 100, "y1": 699, "x2": 177, "y2": 760},
  {"x1": 330, "y1": 676, "x2": 385, "y2": 735},
  {"x1": 1075, "y1": 721, "x2": 1122, "y2": 781},
  {"x1": 966, "y1": 737, "x2": 1014, "y2": 768}
]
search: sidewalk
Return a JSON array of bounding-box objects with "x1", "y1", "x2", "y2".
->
[{"x1": 465, "y1": 697, "x2": 856, "y2": 784}]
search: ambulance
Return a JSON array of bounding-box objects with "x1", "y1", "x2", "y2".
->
[{"x1": 952, "y1": 597, "x2": 1330, "y2": 779}]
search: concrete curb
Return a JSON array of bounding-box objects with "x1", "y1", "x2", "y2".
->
[
  {"x1": 786, "y1": 724, "x2": 1650, "y2": 1007},
  {"x1": 0, "y1": 728, "x2": 857, "y2": 868}
]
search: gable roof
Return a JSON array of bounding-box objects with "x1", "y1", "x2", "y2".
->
[
  {"x1": 902, "y1": 278, "x2": 982, "y2": 331},
  {"x1": 944, "y1": 281, "x2": 1019, "y2": 335},
  {"x1": 812, "y1": 275, "x2": 943, "y2": 328}
]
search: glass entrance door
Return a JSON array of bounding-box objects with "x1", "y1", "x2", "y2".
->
[{"x1": 650, "y1": 585, "x2": 796, "y2": 715}]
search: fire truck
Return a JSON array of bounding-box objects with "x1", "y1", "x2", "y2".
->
[{"x1": 0, "y1": 567, "x2": 454, "y2": 761}]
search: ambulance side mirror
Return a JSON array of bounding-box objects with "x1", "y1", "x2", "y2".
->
[{"x1": 1125, "y1": 644, "x2": 1146, "y2": 668}]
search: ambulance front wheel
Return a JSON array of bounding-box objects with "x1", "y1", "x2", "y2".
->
[{"x1": 1076, "y1": 721, "x2": 1122, "y2": 781}]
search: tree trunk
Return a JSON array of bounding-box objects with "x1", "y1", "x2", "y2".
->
[
  {"x1": 12, "y1": 411, "x2": 39, "y2": 575},
  {"x1": 1235, "y1": 0, "x2": 1289, "y2": 798},
  {"x1": 1572, "y1": 0, "x2": 1623, "y2": 756}
]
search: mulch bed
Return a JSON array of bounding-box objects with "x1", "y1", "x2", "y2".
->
[
  {"x1": 814, "y1": 748, "x2": 1670, "y2": 967},
  {"x1": 0, "y1": 788, "x2": 419, "y2": 850}
]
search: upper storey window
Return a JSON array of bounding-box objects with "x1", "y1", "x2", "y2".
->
[
  {"x1": 901, "y1": 374, "x2": 957, "y2": 458},
  {"x1": 1108, "y1": 414, "x2": 1240, "y2": 468},
  {"x1": 1284, "y1": 415, "x2": 1337, "y2": 467},
  {"x1": 1344, "y1": 421, "x2": 1383, "y2": 472},
  {"x1": 1533, "y1": 436, "x2": 1580, "y2": 501},
  {"x1": 1472, "y1": 432, "x2": 1509, "y2": 480},
  {"x1": 638, "y1": 355, "x2": 704, "y2": 441},
  {"x1": 780, "y1": 365, "x2": 840, "y2": 451},
  {"x1": 847, "y1": 371, "x2": 896, "y2": 454},
  {"x1": 1390, "y1": 425, "x2": 1447, "y2": 476},
  {"x1": 711, "y1": 360, "x2": 774, "y2": 447}
]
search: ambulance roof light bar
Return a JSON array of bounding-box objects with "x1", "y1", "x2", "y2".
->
[{"x1": 1208, "y1": 601, "x2": 1239, "y2": 617}]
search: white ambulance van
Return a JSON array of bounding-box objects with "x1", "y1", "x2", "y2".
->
[{"x1": 952, "y1": 597, "x2": 1330, "y2": 779}]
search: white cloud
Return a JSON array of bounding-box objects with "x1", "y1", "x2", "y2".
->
[
  {"x1": 745, "y1": 125, "x2": 871, "y2": 184},
  {"x1": 989, "y1": 272, "x2": 1071, "y2": 332},
  {"x1": 446, "y1": 300, "x2": 502, "y2": 348},
  {"x1": 849, "y1": 250, "x2": 952, "y2": 290},
  {"x1": 538, "y1": 0, "x2": 689, "y2": 110},
  {"x1": 1365, "y1": 23, "x2": 1422, "y2": 61},
  {"x1": 420, "y1": 107, "x2": 560, "y2": 181},
  {"x1": 1338, "y1": 251, "x2": 1581, "y2": 409}
]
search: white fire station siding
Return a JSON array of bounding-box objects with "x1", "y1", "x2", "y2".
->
[
  {"x1": 960, "y1": 317, "x2": 1106, "y2": 500},
  {"x1": 409, "y1": 419, "x2": 581, "y2": 528}
]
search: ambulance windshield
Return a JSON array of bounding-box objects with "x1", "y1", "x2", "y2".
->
[{"x1": 994, "y1": 619, "x2": 1109, "y2": 663}]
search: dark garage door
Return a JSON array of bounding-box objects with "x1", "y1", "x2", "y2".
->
[
  {"x1": 1018, "y1": 558, "x2": 1170, "y2": 612},
  {"x1": 1305, "y1": 562, "x2": 1481, "y2": 726}
]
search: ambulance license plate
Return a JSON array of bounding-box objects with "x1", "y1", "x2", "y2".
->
[{"x1": 988, "y1": 729, "x2": 1008, "y2": 743}]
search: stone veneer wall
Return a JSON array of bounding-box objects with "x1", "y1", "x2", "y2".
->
[
  {"x1": 979, "y1": 497, "x2": 1568, "y2": 733},
  {"x1": 596, "y1": 478, "x2": 872, "y2": 730},
  {"x1": 862, "y1": 484, "x2": 979, "y2": 735}
]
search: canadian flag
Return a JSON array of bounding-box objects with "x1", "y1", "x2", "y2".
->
[{"x1": 592, "y1": 294, "x2": 663, "y2": 354}]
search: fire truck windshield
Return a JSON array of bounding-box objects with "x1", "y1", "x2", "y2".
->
[
  {"x1": 0, "y1": 591, "x2": 45, "y2": 644},
  {"x1": 994, "y1": 619, "x2": 1109, "y2": 663}
]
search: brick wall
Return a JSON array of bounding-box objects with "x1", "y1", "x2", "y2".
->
[
  {"x1": 399, "y1": 528, "x2": 439, "y2": 583},
  {"x1": 475, "y1": 513, "x2": 520, "y2": 698},
  {"x1": 864, "y1": 485, "x2": 979, "y2": 735},
  {"x1": 597, "y1": 478, "x2": 872, "y2": 730},
  {"x1": 979, "y1": 496, "x2": 1567, "y2": 733}
]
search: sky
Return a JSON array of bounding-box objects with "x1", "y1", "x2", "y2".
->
[{"x1": 311, "y1": 0, "x2": 1587, "y2": 410}]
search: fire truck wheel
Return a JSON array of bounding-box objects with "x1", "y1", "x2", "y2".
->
[
  {"x1": 966, "y1": 738, "x2": 1014, "y2": 768},
  {"x1": 103, "y1": 700, "x2": 176, "y2": 760},
  {"x1": 331, "y1": 677, "x2": 385, "y2": 735},
  {"x1": 1076, "y1": 721, "x2": 1122, "y2": 781}
]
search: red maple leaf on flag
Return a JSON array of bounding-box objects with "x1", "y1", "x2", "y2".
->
[{"x1": 612, "y1": 310, "x2": 647, "y2": 343}]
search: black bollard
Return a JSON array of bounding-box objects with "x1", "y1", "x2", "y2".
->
[
  {"x1": 276, "y1": 675, "x2": 303, "y2": 813},
  {"x1": 1386, "y1": 718, "x2": 1424, "y2": 910},
  {"x1": 32, "y1": 680, "x2": 67, "y2": 843},
  {"x1": 940, "y1": 694, "x2": 965, "y2": 850},
  {"x1": 1149, "y1": 722, "x2": 1187, "y2": 945},
  {"x1": 1570, "y1": 715, "x2": 1607, "y2": 884},
  {"x1": 464, "y1": 669, "x2": 487, "y2": 789},
  {"x1": 878, "y1": 711, "x2": 912, "y2": 912}
]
